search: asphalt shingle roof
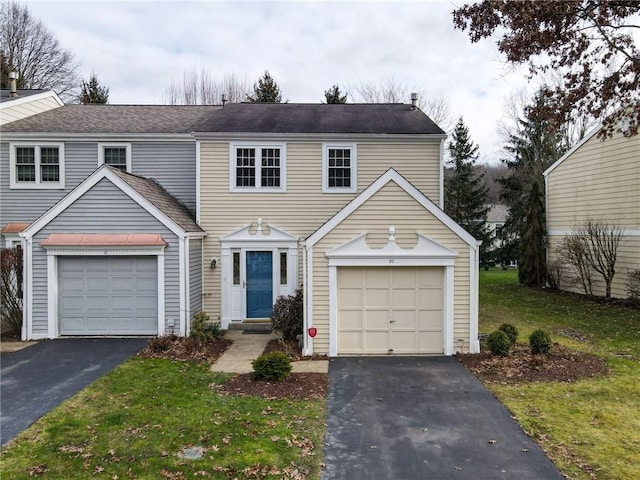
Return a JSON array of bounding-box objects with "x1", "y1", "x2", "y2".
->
[
  {"x1": 196, "y1": 103, "x2": 445, "y2": 135},
  {"x1": 1, "y1": 104, "x2": 220, "y2": 134},
  {"x1": 0, "y1": 89, "x2": 48, "y2": 102},
  {"x1": 109, "y1": 167, "x2": 203, "y2": 233}
]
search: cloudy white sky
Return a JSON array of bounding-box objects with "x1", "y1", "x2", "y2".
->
[{"x1": 27, "y1": 0, "x2": 535, "y2": 162}]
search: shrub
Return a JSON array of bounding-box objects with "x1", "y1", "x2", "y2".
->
[
  {"x1": 148, "y1": 334, "x2": 177, "y2": 352},
  {"x1": 529, "y1": 329, "x2": 552, "y2": 354},
  {"x1": 487, "y1": 330, "x2": 511, "y2": 356},
  {"x1": 271, "y1": 289, "x2": 303, "y2": 342},
  {"x1": 0, "y1": 247, "x2": 23, "y2": 335},
  {"x1": 626, "y1": 269, "x2": 640, "y2": 302},
  {"x1": 251, "y1": 351, "x2": 292, "y2": 381},
  {"x1": 498, "y1": 323, "x2": 519, "y2": 346},
  {"x1": 190, "y1": 311, "x2": 224, "y2": 343}
]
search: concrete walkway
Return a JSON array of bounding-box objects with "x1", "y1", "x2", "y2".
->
[{"x1": 211, "y1": 330, "x2": 328, "y2": 374}]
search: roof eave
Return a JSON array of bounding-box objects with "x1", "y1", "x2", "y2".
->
[{"x1": 192, "y1": 132, "x2": 447, "y2": 142}]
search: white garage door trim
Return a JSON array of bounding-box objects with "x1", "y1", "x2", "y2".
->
[
  {"x1": 43, "y1": 245, "x2": 165, "y2": 338},
  {"x1": 324, "y1": 229, "x2": 458, "y2": 357}
]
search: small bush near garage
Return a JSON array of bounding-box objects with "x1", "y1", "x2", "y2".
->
[
  {"x1": 487, "y1": 330, "x2": 511, "y2": 356},
  {"x1": 529, "y1": 329, "x2": 552, "y2": 354},
  {"x1": 190, "y1": 311, "x2": 224, "y2": 342},
  {"x1": 0, "y1": 247, "x2": 23, "y2": 336},
  {"x1": 148, "y1": 334, "x2": 178, "y2": 352},
  {"x1": 498, "y1": 323, "x2": 519, "y2": 346},
  {"x1": 251, "y1": 351, "x2": 292, "y2": 381},
  {"x1": 271, "y1": 289, "x2": 303, "y2": 342},
  {"x1": 627, "y1": 269, "x2": 640, "y2": 303}
]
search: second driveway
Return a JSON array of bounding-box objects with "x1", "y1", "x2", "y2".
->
[
  {"x1": 322, "y1": 356, "x2": 563, "y2": 480},
  {"x1": 1, "y1": 338, "x2": 148, "y2": 446}
]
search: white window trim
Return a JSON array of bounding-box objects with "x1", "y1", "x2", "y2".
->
[
  {"x1": 98, "y1": 143, "x2": 132, "y2": 172},
  {"x1": 322, "y1": 143, "x2": 357, "y2": 194},
  {"x1": 229, "y1": 142, "x2": 287, "y2": 193},
  {"x1": 9, "y1": 142, "x2": 65, "y2": 190}
]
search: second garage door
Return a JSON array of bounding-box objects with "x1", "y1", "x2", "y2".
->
[
  {"x1": 337, "y1": 266, "x2": 444, "y2": 355},
  {"x1": 58, "y1": 256, "x2": 158, "y2": 336}
]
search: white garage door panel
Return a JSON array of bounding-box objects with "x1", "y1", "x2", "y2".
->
[
  {"x1": 59, "y1": 256, "x2": 158, "y2": 336},
  {"x1": 338, "y1": 266, "x2": 444, "y2": 355}
]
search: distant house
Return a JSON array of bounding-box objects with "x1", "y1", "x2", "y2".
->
[
  {"x1": 0, "y1": 89, "x2": 63, "y2": 125},
  {"x1": 544, "y1": 126, "x2": 639, "y2": 299},
  {"x1": 1, "y1": 100, "x2": 482, "y2": 356},
  {"x1": 485, "y1": 204, "x2": 507, "y2": 251}
]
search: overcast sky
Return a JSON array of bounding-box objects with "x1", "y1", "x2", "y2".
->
[{"x1": 27, "y1": 0, "x2": 535, "y2": 163}]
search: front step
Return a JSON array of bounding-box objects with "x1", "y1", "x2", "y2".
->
[{"x1": 228, "y1": 321, "x2": 272, "y2": 332}]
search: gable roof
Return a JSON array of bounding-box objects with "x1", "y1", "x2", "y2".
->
[
  {"x1": 1, "y1": 104, "x2": 220, "y2": 134},
  {"x1": 195, "y1": 103, "x2": 445, "y2": 135},
  {"x1": 306, "y1": 168, "x2": 478, "y2": 248},
  {"x1": 1, "y1": 89, "x2": 52, "y2": 102},
  {"x1": 22, "y1": 166, "x2": 204, "y2": 240}
]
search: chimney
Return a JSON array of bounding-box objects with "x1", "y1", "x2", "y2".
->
[
  {"x1": 221, "y1": 93, "x2": 228, "y2": 107},
  {"x1": 410, "y1": 92, "x2": 418, "y2": 110},
  {"x1": 9, "y1": 71, "x2": 17, "y2": 97}
]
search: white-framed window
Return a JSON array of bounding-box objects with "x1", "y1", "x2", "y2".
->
[
  {"x1": 229, "y1": 143, "x2": 286, "y2": 192},
  {"x1": 322, "y1": 143, "x2": 357, "y2": 193},
  {"x1": 98, "y1": 143, "x2": 131, "y2": 172},
  {"x1": 9, "y1": 142, "x2": 65, "y2": 189}
]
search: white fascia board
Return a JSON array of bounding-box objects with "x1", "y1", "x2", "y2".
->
[
  {"x1": 192, "y1": 132, "x2": 447, "y2": 143},
  {"x1": 21, "y1": 166, "x2": 187, "y2": 240},
  {"x1": 1, "y1": 133, "x2": 195, "y2": 142},
  {"x1": 543, "y1": 124, "x2": 602, "y2": 177},
  {"x1": 306, "y1": 168, "x2": 478, "y2": 249},
  {"x1": 0, "y1": 90, "x2": 64, "y2": 109}
]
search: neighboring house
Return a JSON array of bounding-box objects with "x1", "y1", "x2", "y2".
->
[
  {"x1": 195, "y1": 103, "x2": 479, "y2": 356},
  {"x1": 486, "y1": 204, "x2": 507, "y2": 251},
  {"x1": 544, "y1": 126, "x2": 640, "y2": 299},
  {"x1": 1, "y1": 101, "x2": 481, "y2": 356},
  {"x1": 1, "y1": 105, "x2": 218, "y2": 339},
  {"x1": 0, "y1": 89, "x2": 64, "y2": 125}
]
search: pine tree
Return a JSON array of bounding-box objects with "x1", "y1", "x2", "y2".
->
[
  {"x1": 444, "y1": 118, "x2": 490, "y2": 261},
  {"x1": 324, "y1": 84, "x2": 347, "y2": 104},
  {"x1": 518, "y1": 180, "x2": 546, "y2": 286},
  {"x1": 247, "y1": 71, "x2": 283, "y2": 103},
  {"x1": 78, "y1": 71, "x2": 109, "y2": 104}
]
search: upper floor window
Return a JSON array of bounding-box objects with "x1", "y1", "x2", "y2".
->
[
  {"x1": 98, "y1": 143, "x2": 131, "y2": 172},
  {"x1": 9, "y1": 143, "x2": 65, "y2": 189},
  {"x1": 323, "y1": 144, "x2": 357, "y2": 193},
  {"x1": 230, "y1": 143, "x2": 286, "y2": 192}
]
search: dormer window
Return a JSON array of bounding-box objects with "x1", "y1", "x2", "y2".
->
[
  {"x1": 9, "y1": 143, "x2": 65, "y2": 189},
  {"x1": 323, "y1": 144, "x2": 357, "y2": 193},
  {"x1": 98, "y1": 143, "x2": 131, "y2": 172},
  {"x1": 230, "y1": 143, "x2": 286, "y2": 192}
]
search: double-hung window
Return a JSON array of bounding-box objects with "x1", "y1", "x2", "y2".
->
[
  {"x1": 98, "y1": 143, "x2": 131, "y2": 172},
  {"x1": 10, "y1": 143, "x2": 65, "y2": 189},
  {"x1": 323, "y1": 144, "x2": 357, "y2": 193},
  {"x1": 230, "y1": 143, "x2": 286, "y2": 192}
]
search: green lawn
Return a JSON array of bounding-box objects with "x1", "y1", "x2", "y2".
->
[
  {"x1": 0, "y1": 359, "x2": 325, "y2": 479},
  {"x1": 479, "y1": 269, "x2": 640, "y2": 480}
]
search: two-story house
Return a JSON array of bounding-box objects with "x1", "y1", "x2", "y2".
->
[{"x1": 1, "y1": 100, "x2": 480, "y2": 356}]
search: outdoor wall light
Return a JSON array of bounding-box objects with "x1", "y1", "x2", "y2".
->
[{"x1": 210, "y1": 257, "x2": 217, "y2": 269}]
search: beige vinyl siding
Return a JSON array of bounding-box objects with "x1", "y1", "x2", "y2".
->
[
  {"x1": 311, "y1": 181, "x2": 471, "y2": 354},
  {"x1": 199, "y1": 140, "x2": 442, "y2": 320},
  {"x1": 546, "y1": 131, "x2": 639, "y2": 299},
  {"x1": 0, "y1": 95, "x2": 62, "y2": 125}
]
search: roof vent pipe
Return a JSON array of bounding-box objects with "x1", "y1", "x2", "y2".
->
[
  {"x1": 9, "y1": 71, "x2": 17, "y2": 97},
  {"x1": 410, "y1": 92, "x2": 418, "y2": 110},
  {"x1": 221, "y1": 93, "x2": 228, "y2": 107}
]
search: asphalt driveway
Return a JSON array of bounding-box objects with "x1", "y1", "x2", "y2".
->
[
  {"x1": 322, "y1": 357, "x2": 563, "y2": 480},
  {"x1": 0, "y1": 338, "x2": 148, "y2": 446}
]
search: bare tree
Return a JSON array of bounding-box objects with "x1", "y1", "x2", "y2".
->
[
  {"x1": 162, "y1": 67, "x2": 249, "y2": 105},
  {"x1": 0, "y1": 1, "x2": 79, "y2": 100},
  {"x1": 1, "y1": 247, "x2": 23, "y2": 335},
  {"x1": 573, "y1": 219, "x2": 624, "y2": 298},
  {"x1": 348, "y1": 79, "x2": 453, "y2": 131},
  {"x1": 558, "y1": 235, "x2": 593, "y2": 296}
]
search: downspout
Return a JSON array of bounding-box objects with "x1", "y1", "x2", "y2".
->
[
  {"x1": 439, "y1": 138, "x2": 445, "y2": 209},
  {"x1": 301, "y1": 240, "x2": 309, "y2": 356}
]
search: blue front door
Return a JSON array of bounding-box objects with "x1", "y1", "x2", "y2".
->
[{"x1": 246, "y1": 251, "x2": 273, "y2": 318}]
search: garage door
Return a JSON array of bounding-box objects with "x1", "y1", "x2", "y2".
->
[
  {"x1": 59, "y1": 256, "x2": 158, "y2": 335},
  {"x1": 337, "y1": 266, "x2": 443, "y2": 355}
]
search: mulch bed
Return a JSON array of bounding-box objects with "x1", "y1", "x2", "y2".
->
[
  {"x1": 218, "y1": 372, "x2": 328, "y2": 401},
  {"x1": 137, "y1": 335, "x2": 232, "y2": 364},
  {"x1": 457, "y1": 343, "x2": 609, "y2": 384}
]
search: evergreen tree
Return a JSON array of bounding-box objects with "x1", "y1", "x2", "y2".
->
[
  {"x1": 247, "y1": 71, "x2": 283, "y2": 103},
  {"x1": 500, "y1": 92, "x2": 568, "y2": 286},
  {"x1": 78, "y1": 71, "x2": 109, "y2": 104},
  {"x1": 444, "y1": 117, "x2": 490, "y2": 262},
  {"x1": 324, "y1": 84, "x2": 347, "y2": 104}
]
